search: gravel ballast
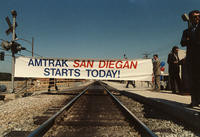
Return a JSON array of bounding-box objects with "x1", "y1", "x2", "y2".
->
[
  {"x1": 0, "y1": 94, "x2": 68, "y2": 136},
  {"x1": 116, "y1": 95, "x2": 200, "y2": 137}
]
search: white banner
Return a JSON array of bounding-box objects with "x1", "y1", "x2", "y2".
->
[{"x1": 15, "y1": 57, "x2": 153, "y2": 81}]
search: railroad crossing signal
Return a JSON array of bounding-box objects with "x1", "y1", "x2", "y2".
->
[
  {"x1": 3, "y1": 10, "x2": 19, "y2": 93},
  {"x1": 1, "y1": 10, "x2": 26, "y2": 54},
  {"x1": 1, "y1": 38, "x2": 34, "y2": 56},
  {"x1": 1, "y1": 40, "x2": 26, "y2": 54},
  {"x1": 1, "y1": 40, "x2": 11, "y2": 51},
  {"x1": 10, "y1": 41, "x2": 26, "y2": 54},
  {"x1": 5, "y1": 16, "x2": 18, "y2": 38}
]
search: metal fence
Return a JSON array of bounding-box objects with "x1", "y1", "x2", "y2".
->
[{"x1": 0, "y1": 79, "x2": 88, "y2": 93}]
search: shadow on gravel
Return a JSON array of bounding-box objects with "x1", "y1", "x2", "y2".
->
[
  {"x1": 120, "y1": 90, "x2": 200, "y2": 137},
  {"x1": 142, "y1": 100, "x2": 200, "y2": 136}
]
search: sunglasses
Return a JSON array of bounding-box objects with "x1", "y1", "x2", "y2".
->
[{"x1": 192, "y1": 13, "x2": 200, "y2": 18}]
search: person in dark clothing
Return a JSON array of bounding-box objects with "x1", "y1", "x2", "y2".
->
[
  {"x1": 126, "y1": 80, "x2": 136, "y2": 88},
  {"x1": 48, "y1": 78, "x2": 58, "y2": 91},
  {"x1": 167, "y1": 46, "x2": 182, "y2": 94},
  {"x1": 180, "y1": 10, "x2": 200, "y2": 107},
  {"x1": 123, "y1": 54, "x2": 136, "y2": 88}
]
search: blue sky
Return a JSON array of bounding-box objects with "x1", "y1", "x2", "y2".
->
[{"x1": 0, "y1": 0, "x2": 200, "y2": 73}]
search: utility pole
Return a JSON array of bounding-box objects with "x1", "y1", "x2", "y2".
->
[
  {"x1": 11, "y1": 10, "x2": 17, "y2": 93},
  {"x1": 1, "y1": 10, "x2": 26, "y2": 93},
  {"x1": 123, "y1": 54, "x2": 127, "y2": 59}
]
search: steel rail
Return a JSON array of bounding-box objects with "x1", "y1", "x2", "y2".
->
[
  {"x1": 27, "y1": 86, "x2": 89, "y2": 137},
  {"x1": 101, "y1": 83, "x2": 157, "y2": 137}
]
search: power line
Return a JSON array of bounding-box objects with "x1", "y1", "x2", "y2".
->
[
  {"x1": 16, "y1": 53, "x2": 25, "y2": 57},
  {"x1": 0, "y1": 47, "x2": 12, "y2": 55},
  {"x1": 24, "y1": 49, "x2": 43, "y2": 57},
  {"x1": 1, "y1": 46, "x2": 43, "y2": 58}
]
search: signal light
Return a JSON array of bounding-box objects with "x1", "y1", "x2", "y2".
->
[
  {"x1": 1, "y1": 40, "x2": 11, "y2": 51},
  {"x1": 10, "y1": 41, "x2": 26, "y2": 54},
  {"x1": 1, "y1": 40, "x2": 26, "y2": 54}
]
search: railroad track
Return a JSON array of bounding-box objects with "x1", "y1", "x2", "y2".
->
[{"x1": 28, "y1": 81, "x2": 157, "y2": 137}]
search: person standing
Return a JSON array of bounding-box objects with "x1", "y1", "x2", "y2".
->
[
  {"x1": 124, "y1": 54, "x2": 136, "y2": 88},
  {"x1": 153, "y1": 54, "x2": 161, "y2": 91},
  {"x1": 48, "y1": 78, "x2": 58, "y2": 91},
  {"x1": 167, "y1": 46, "x2": 181, "y2": 94},
  {"x1": 126, "y1": 80, "x2": 136, "y2": 88},
  {"x1": 180, "y1": 10, "x2": 200, "y2": 107}
]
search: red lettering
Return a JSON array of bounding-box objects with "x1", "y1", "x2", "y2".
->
[
  {"x1": 109, "y1": 60, "x2": 115, "y2": 68},
  {"x1": 73, "y1": 60, "x2": 80, "y2": 68},
  {"x1": 80, "y1": 60, "x2": 86, "y2": 68},
  {"x1": 105, "y1": 60, "x2": 109, "y2": 68},
  {"x1": 116, "y1": 60, "x2": 123, "y2": 69},
  {"x1": 87, "y1": 60, "x2": 94, "y2": 68},
  {"x1": 130, "y1": 61, "x2": 138, "y2": 69},
  {"x1": 123, "y1": 61, "x2": 129, "y2": 69},
  {"x1": 99, "y1": 60, "x2": 106, "y2": 68}
]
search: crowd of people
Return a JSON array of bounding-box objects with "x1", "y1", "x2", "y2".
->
[
  {"x1": 180, "y1": 10, "x2": 200, "y2": 107},
  {"x1": 152, "y1": 10, "x2": 200, "y2": 107},
  {"x1": 49, "y1": 10, "x2": 200, "y2": 108}
]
